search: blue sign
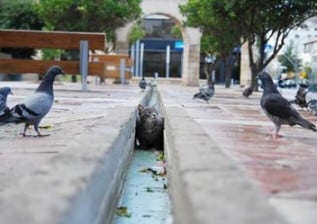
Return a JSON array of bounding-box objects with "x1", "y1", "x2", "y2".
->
[{"x1": 175, "y1": 41, "x2": 184, "y2": 49}]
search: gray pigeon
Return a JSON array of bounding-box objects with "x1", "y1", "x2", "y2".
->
[
  {"x1": 242, "y1": 85, "x2": 253, "y2": 98},
  {"x1": 0, "y1": 87, "x2": 13, "y2": 116},
  {"x1": 258, "y1": 71, "x2": 316, "y2": 139},
  {"x1": 308, "y1": 99, "x2": 317, "y2": 115},
  {"x1": 193, "y1": 81, "x2": 215, "y2": 103},
  {"x1": 0, "y1": 65, "x2": 64, "y2": 136},
  {"x1": 139, "y1": 77, "x2": 146, "y2": 91},
  {"x1": 289, "y1": 84, "x2": 309, "y2": 108}
]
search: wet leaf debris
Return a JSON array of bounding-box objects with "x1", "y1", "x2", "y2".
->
[{"x1": 116, "y1": 206, "x2": 132, "y2": 218}]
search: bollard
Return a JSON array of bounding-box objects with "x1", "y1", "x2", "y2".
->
[
  {"x1": 166, "y1": 45, "x2": 170, "y2": 78},
  {"x1": 120, "y1": 58, "x2": 126, "y2": 85},
  {"x1": 80, "y1": 40, "x2": 89, "y2": 91}
]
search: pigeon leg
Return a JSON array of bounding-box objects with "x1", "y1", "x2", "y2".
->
[
  {"x1": 273, "y1": 125, "x2": 282, "y2": 139},
  {"x1": 34, "y1": 124, "x2": 50, "y2": 137},
  {"x1": 22, "y1": 124, "x2": 29, "y2": 137}
]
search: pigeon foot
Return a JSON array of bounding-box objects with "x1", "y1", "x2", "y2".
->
[
  {"x1": 37, "y1": 133, "x2": 50, "y2": 137},
  {"x1": 272, "y1": 133, "x2": 283, "y2": 140},
  {"x1": 21, "y1": 133, "x2": 50, "y2": 137},
  {"x1": 265, "y1": 133, "x2": 283, "y2": 140}
]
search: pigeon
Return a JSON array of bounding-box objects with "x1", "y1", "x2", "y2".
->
[
  {"x1": 308, "y1": 99, "x2": 317, "y2": 115},
  {"x1": 0, "y1": 65, "x2": 64, "y2": 137},
  {"x1": 289, "y1": 84, "x2": 308, "y2": 109},
  {"x1": 305, "y1": 86, "x2": 317, "y2": 116},
  {"x1": 242, "y1": 85, "x2": 253, "y2": 98},
  {"x1": 193, "y1": 81, "x2": 215, "y2": 103},
  {"x1": 0, "y1": 87, "x2": 13, "y2": 116},
  {"x1": 139, "y1": 77, "x2": 146, "y2": 91},
  {"x1": 258, "y1": 71, "x2": 316, "y2": 139}
]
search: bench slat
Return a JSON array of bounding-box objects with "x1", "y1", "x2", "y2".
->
[
  {"x1": 0, "y1": 58, "x2": 132, "y2": 79},
  {"x1": 0, "y1": 29, "x2": 105, "y2": 50},
  {"x1": 91, "y1": 54, "x2": 132, "y2": 66}
]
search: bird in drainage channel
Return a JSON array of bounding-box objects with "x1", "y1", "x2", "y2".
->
[
  {"x1": 0, "y1": 87, "x2": 13, "y2": 116},
  {"x1": 0, "y1": 65, "x2": 64, "y2": 137},
  {"x1": 258, "y1": 71, "x2": 316, "y2": 140}
]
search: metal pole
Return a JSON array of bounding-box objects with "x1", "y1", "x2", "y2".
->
[
  {"x1": 120, "y1": 58, "x2": 126, "y2": 85},
  {"x1": 212, "y1": 70, "x2": 215, "y2": 82},
  {"x1": 130, "y1": 44, "x2": 135, "y2": 77},
  {"x1": 135, "y1": 40, "x2": 140, "y2": 77},
  {"x1": 80, "y1": 40, "x2": 89, "y2": 91},
  {"x1": 166, "y1": 45, "x2": 170, "y2": 78},
  {"x1": 140, "y1": 42, "x2": 144, "y2": 78}
]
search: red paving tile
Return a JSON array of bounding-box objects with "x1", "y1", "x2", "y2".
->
[{"x1": 185, "y1": 87, "x2": 317, "y2": 197}]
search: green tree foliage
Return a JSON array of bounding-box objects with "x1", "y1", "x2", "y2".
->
[
  {"x1": 171, "y1": 25, "x2": 182, "y2": 39},
  {"x1": 180, "y1": 0, "x2": 317, "y2": 88},
  {"x1": 278, "y1": 40, "x2": 302, "y2": 73},
  {"x1": 237, "y1": 0, "x2": 317, "y2": 88},
  {"x1": 37, "y1": 0, "x2": 142, "y2": 43},
  {"x1": 0, "y1": 0, "x2": 44, "y2": 58},
  {"x1": 180, "y1": 0, "x2": 243, "y2": 87},
  {"x1": 129, "y1": 22, "x2": 145, "y2": 45}
]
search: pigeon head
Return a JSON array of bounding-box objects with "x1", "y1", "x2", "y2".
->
[
  {"x1": 41, "y1": 65, "x2": 65, "y2": 83},
  {"x1": 0, "y1": 87, "x2": 13, "y2": 97},
  {"x1": 257, "y1": 71, "x2": 279, "y2": 93},
  {"x1": 299, "y1": 83, "x2": 309, "y2": 89},
  {"x1": 257, "y1": 71, "x2": 272, "y2": 83},
  {"x1": 36, "y1": 65, "x2": 65, "y2": 94},
  {"x1": 46, "y1": 65, "x2": 65, "y2": 77}
]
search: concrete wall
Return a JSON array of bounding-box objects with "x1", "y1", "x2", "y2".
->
[{"x1": 115, "y1": 0, "x2": 201, "y2": 86}]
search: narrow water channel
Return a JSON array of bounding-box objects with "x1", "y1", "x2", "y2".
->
[
  {"x1": 112, "y1": 149, "x2": 171, "y2": 224},
  {"x1": 112, "y1": 85, "x2": 172, "y2": 224}
]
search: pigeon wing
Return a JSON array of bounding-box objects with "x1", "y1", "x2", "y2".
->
[
  {"x1": 262, "y1": 94, "x2": 299, "y2": 119},
  {"x1": 0, "y1": 95, "x2": 6, "y2": 112},
  {"x1": 12, "y1": 92, "x2": 53, "y2": 120}
]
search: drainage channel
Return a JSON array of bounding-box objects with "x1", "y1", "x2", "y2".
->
[{"x1": 112, "y1": 86, "x2": 172, "y2": 224}]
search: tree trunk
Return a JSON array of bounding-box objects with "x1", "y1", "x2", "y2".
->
[
  {"x1": 250, "y1": 63, "x2": 258, "y2": 91},
  {"x1": 247, "y1": 40, "x2": 261, "y2": 91},
  {"x1": 224, "y1": 54, "x2": 234, "y2": 88},
  {"x1": 224, "y1": 67, "x2": 232, "y2": 88}
]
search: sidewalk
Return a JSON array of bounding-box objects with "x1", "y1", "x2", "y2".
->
[
  {"x1": 0, "y1": 81, "x2": 147, "y2": 224},
  {"x1": 0, "y1": 80, "x2": 316, "y2": 224},
  {"x1": 160, "y1": 84, "x2": 317, "y2": 224}
]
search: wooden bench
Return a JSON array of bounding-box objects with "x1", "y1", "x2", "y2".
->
[
  {"x1": 0, "y1": 29, "x2": 133, "y2": 87},
  {"x1": 90, "y1": 54, "x2": 132, "y2": 79}
]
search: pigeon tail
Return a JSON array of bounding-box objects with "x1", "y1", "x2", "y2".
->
[
  {"x1": 0, "y1": 111, "x2": 26, "y2": 125},
  {"x1": 193, "y1": 92, "x2": 201, "y2": 99},
  {"x1": 294, "y1": 116, "x2": 317, "y2": 132}
]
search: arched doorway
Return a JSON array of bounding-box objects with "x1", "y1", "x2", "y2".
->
[
  {"x1": 115, "y1": 0, "x2": 201, "y2": 86},
  {"x1": 137, "y1": 14, "x2": 183, "y2": 79}
]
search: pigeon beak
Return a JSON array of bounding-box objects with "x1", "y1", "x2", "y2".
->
[{"x1": 9, "y1": 90, "x2": 13, "y2": 95}]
